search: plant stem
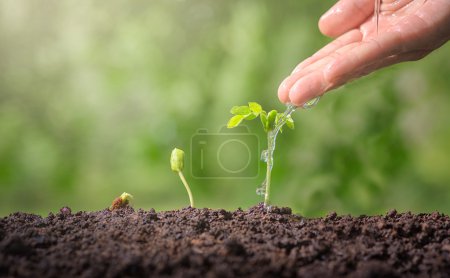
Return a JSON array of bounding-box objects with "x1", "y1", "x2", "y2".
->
[
  {"x1": 264, "y1": 148, "x2": 272, "y2": 207},
  {"x1": 178, "y1": 171, "x2": 194, "y2": 208},
  {"x1": 262, "y1": 104, "x2": 297, "y2": 207}
]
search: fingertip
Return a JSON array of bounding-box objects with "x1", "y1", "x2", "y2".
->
[
  {"x1": 318, "y1": 10, "x2": 338, "y2": 37},
  {"x1": 288, "y1": 73, "x2": 326, "y2": 107},
  {"x1": 277, "y1": 77, "x2": 291, "y2": 104},
  {"x1": 318, "y1": 4, "x2": 347, "y2": 38},
  {"x1": 278, "y1": 90, "x2": 290, "y2": 104}
]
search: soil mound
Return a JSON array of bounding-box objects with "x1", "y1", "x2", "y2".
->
[{"x1": 1, "y1": 204, "x2": 449, "y2": 277}]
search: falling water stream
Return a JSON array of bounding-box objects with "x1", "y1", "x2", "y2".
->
[{"x1": 257, "y1": 97, "x2": 321, "y2": 208}]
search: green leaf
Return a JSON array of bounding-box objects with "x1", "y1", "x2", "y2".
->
[
  {"x1": 244, "y1": 113, "x2": 257, "y2": 120},
  {"x1": 275, "y1": 113, "x2": 283, "y2": 133},
  {"x1": 230, "y1": 106, "x2": 251, "y2": 115},
  {"x1": 285, "y1": 115, "x2": 294, "y2": 129},
  {"x1": 267, "y1": 110, "x2": 277, "y2": 131},
  {"x1": 260, "y1": 111, "x2": 268, "y2": 132},
  {"x1": 275, "y1": 113, "x2": 283, "y2": 125},
  {"x1": 227, "y1": 115, "x2": 245, "y2": 128},
  {"x1": 248, "y1": 102, "x2": 262, "y2": 115}
]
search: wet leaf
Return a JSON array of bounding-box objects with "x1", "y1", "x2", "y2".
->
[
  {"x1": 244, "y1": 113, "x2": 257, "y2": 120},
  {"x1": 267, "y1": 110, "x2": 277, "y2": 131},
  {"x1": 260, "y1": 111, "x2": 268, "y2": 132},
  {"x1": 230, "y1": 106, "x2": 251, "y2": 115},
  {"x1": 286, "y1": 115, "x2": 294, "y2": 129},
  {"x1": 227, "y1": 115, "x2": 245, "y2": 128},
  {"x1": 248, "y1": 102, "x2": 262, "y2": 115}
]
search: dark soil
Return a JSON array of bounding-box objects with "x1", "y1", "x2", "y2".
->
[{"x1": 0, "y1": 204, "x2": 449, "y2": 278}]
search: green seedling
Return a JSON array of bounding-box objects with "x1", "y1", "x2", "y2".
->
[
  {"x1": 227, "y1": 102, "x2": 294, "y2": 132},
  {"x1": 110, "y1": 192, "x2": 133, "y2": 211},
  {"x1": 171, "y1": 148, "x2": 194, "y2": 208},
  {"x1": 227, "y1": 102, "x2": 295, "y2": 207}
]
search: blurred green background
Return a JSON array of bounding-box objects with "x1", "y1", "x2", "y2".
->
[{"x1": 1, "y1": 0, "x2": 449, "y2": 217}]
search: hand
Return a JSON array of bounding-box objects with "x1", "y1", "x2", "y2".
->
[{"x1": 278, "y1": 0, "x2": 450, "y2": 106}]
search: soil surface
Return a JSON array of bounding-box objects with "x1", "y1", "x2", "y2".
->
[{"x1": 0, "y1": 204, "x2": 449, "y2": 278}]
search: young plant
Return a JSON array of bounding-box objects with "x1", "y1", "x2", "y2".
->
[
  {"x1": 227, "y1": 102, "x2": 295, "y2": 207},
  {"x1": 110, "y1": 192, "x2": 133, "y2": 211},
  {"x1": 171, "y1": 148, "x2": 194, "y2": 208}
]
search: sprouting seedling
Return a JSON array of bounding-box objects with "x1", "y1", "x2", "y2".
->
[
  {"x1": 227, "y1": 102, "x2": 295, "y2": 207},
  {"x1": 227, "y1": 102, "x2": 294, "y2": 132},
  {"x1": 110, "y1": 192, "x2": 133, "y2": 211},
  {"x1": 171, "y1": 148, "x2": 194, "y2": 208}
]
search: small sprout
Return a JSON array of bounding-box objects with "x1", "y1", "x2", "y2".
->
[
  {"x1": 171, "y1": 148, "x2": 194, "y2": 208},
  {"x1": 110, "y1": 192, "x2": 133, "y2": 211},
  {"x1": 227, "y1": 102, "x2": 294, "y2": 133},
  {"x1": 171, "y1": 148, "x2": 185, "y2": 172},
  {"x1": 227, "y1": 102, "x2": 295, "y2": 207}
]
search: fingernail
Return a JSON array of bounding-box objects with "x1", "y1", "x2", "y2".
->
[
  {"x1": 320, "y1": 7, "x2": 336, "y2": 21},
  {"x1": 288, "y1": 73, "x2": 325, "y2": 106}
]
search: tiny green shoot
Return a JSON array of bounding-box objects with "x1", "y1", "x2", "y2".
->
[
  {"x1": 171, "y1": 148, "x2": 194, "y2": 208},
  {"x1": 110, "y1": 192, "x2": 133, "y2": 211},
  {"x1": 227, "y1": 102, "x2": 295, "y2": 207}
]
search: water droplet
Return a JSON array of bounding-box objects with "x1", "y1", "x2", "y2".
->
[
  {"x1": 302, "y1": 96, "x2": 320, "y2": 109},
  {"x1": 256, "y1": 179, "x2": 267, "y2": 196},
  {"x1": 286, "y1": 103, "x2": 297, "y2": 114},
  {"x1": 256, "y1": 187, "x2": 265, "y2": 196},
  {"x1": 260, "y1": 150, "x2": 268, "y2": 162}
]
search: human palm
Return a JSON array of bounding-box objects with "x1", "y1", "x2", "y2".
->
[{"x1": 278, "y1": 0, "x2": 450, "y2": 106}]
